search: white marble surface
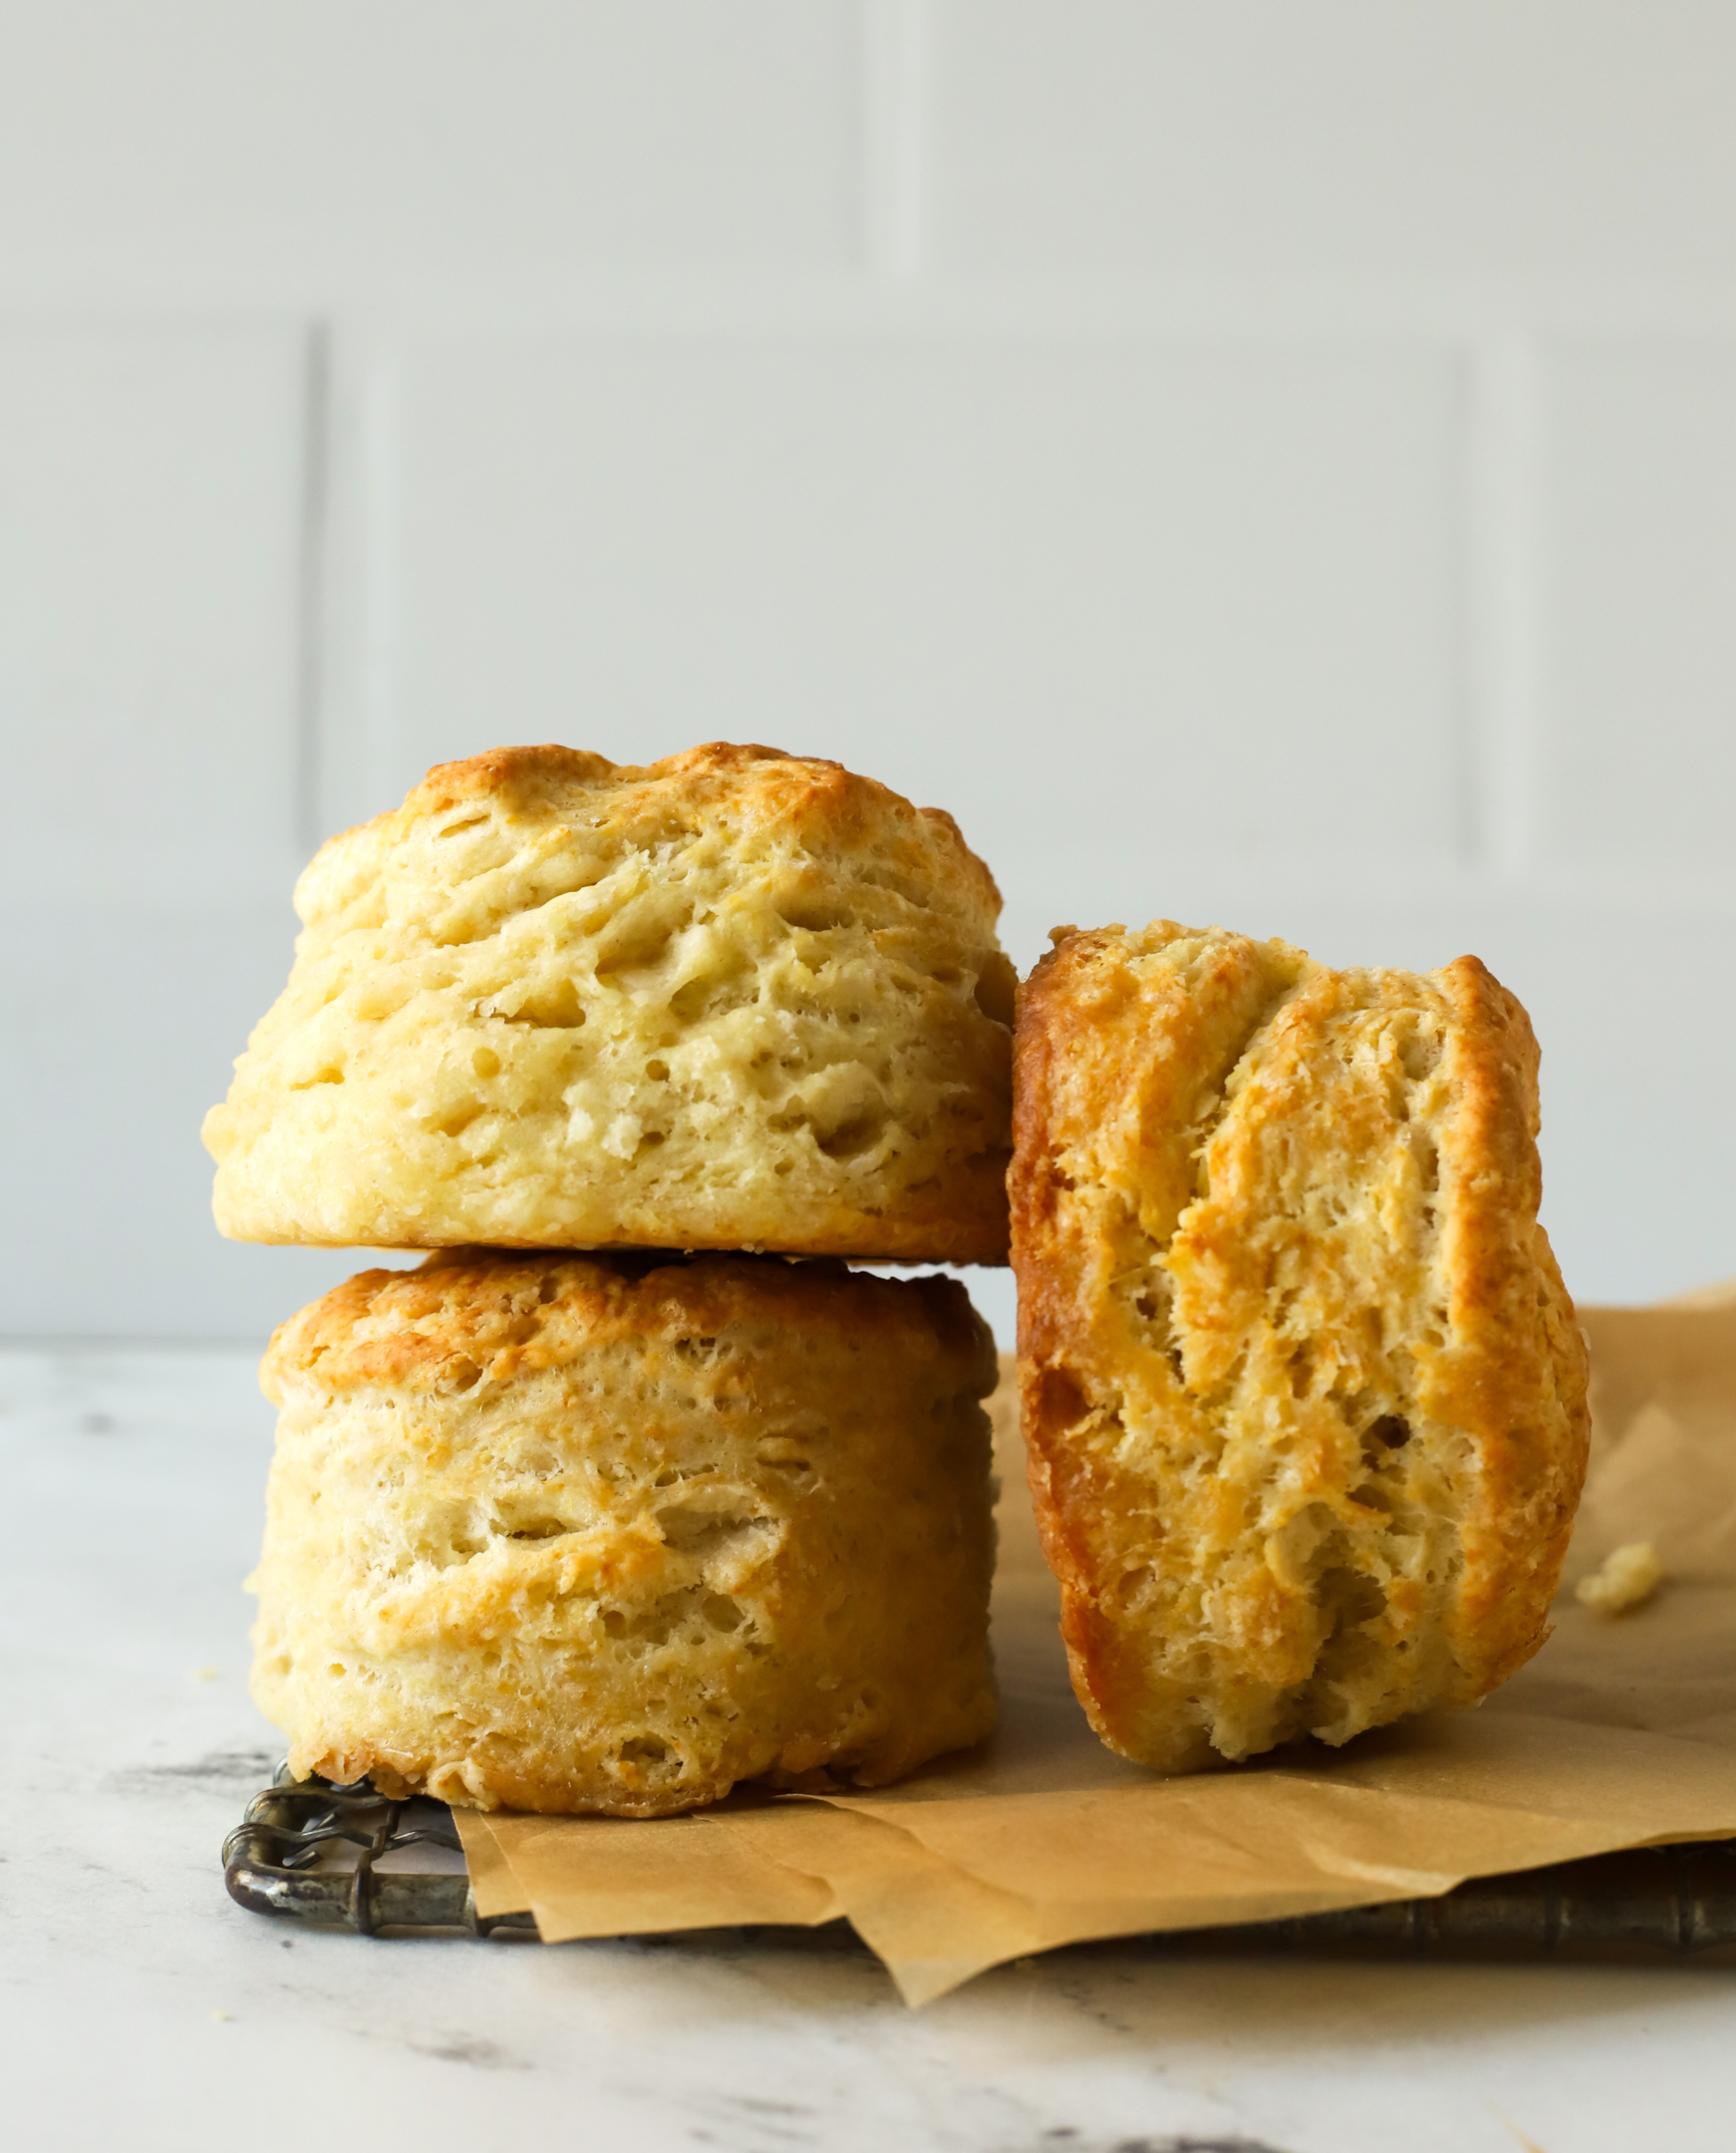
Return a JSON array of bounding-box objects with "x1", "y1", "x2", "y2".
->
[{"x1": 5, "y1": 1345, "x2": 1734, "y2": 2153}]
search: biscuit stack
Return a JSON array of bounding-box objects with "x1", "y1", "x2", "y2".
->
[
  {"x1": 206, "y1": 745, "x2": 1014, "y2": 1815},
  {"x1": 213, "y1": 754, "x2": 1593, "y2": 1815}
]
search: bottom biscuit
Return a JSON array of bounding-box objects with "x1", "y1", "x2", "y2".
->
[{"x1": 249, "y1": 1249, "x2": 999, "y2": 1815}]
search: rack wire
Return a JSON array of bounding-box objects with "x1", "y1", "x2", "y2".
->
[{"x1": 224, "y1": 1761, "x2": 1736, "y2": 1958}]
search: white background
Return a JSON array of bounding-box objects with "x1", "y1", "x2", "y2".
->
[{"x1": 5, "y1": 2, "x2": 1735, "y2": 1342}]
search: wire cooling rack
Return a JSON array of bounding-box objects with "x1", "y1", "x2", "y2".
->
[
  {"x1": 224, "y1": 1762, "x2": 534, "y2": 1938},
  {"x1": 224, "y1": 1760, "x2": 1736, "y2": 1958}
]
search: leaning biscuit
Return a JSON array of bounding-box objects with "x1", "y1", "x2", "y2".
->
[
  {"x1": 1010, "y1": 921, "x2": 1590, "y2": 1772},
  {"x1": 203, "y1": 743, "x2": 1013, "y2": 1264},
  {"x1": 249, "y1": 1250, "x2": 999, "y2": 1815}
]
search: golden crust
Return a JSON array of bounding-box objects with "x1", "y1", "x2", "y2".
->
[
  {"x1": 1010, "y1": 922, "x2": 1590, "y2": 1772},
  {"x1": 251, "y1": 1251, "x2": 999, "y2": 1816},
  {"x1": 205, "y1": 743, "x2": 1013, "y2": 1264}
]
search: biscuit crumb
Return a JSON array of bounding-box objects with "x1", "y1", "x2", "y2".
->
[
  {"x1": 1576, "y1": 1541, "x2": 1662, "y2": 1616},
  {"x1": 190, "y1": 1665, "x2": 218, "y2": 1683}
]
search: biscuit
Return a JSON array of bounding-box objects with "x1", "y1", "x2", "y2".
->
[
  {"x1": 249, "y1": 1250, "x2": 999, "y2": 1814},
  {"x1": 203, "y1": 744, "x2": 1013, "y2": 1263},
  {"x1": 1010, "y1": 922, "x2": 1590, "y2": 1772}
]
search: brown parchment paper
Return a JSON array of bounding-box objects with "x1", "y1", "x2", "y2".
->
[{"x1": 456, "y1": 1290, "x2": 1736, "y2": 2004}]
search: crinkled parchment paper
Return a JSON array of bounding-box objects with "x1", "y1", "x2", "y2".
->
[{"x1": 457, "y1": 1289, "x2": 1736, "y2": 2003}]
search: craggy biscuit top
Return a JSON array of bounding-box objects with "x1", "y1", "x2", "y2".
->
[
  {"x1": 263, "y1": 1248, "x2": 997, "y2": 1405},
  {"x1": 293, "y1": 742, "x2": 1004, "y2": 947}
]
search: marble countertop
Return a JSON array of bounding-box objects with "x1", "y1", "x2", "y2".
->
[{"x1": 4, "y1": 1344, "x2": 1732, "y2": 2153}]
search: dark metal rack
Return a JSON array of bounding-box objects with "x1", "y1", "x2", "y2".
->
[
  {"x1": 224, "y1": 1762, "x2": 535, "y2": 1937},
  {"x1": 1209, "y1": 1840, "x2": 1736, "y2": 1959},
  {"x1": 224, "y1": 1761, "x2": 1736, "y2": 1959}
]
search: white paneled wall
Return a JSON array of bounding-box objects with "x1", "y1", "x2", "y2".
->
[
  {"x1": 926, "y1": 3, "x2": 1736, "y2": 280},
  {"x1": 0, "y1": 325, "x2": 307, "y2": 904},
  {"x1": 0, "y1": 3, "x2": 863, "y2": 286},
  {"x1": 362, "y1": 335, "x2": 1466, "y2": 868},
  {"x1": 3, "y1": 1, "x2": 1735, "y2": 1339},
  {"x1": 1537, "y1": 344, "x2": 1736, "y2": 871}
]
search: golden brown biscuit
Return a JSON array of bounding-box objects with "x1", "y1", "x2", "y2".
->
[
  {"x1": 1010, "y1": 922, "x2": 1590, "y2": 1772},
  {"x1": 203, "y1": 743, "x2": 1013, "y2": 1263},
  {"x1": 249, "y1": 1249, "x2": 999, "y2": 1814}
]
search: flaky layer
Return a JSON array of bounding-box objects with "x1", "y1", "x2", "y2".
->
[
  {"x1": 204, "y1": 743, "x2": 1014, "y2": 1264},
  {"x1": 1011, "y1": 922, "x2": 1590, "y2": 1772},
  {"x1": 250, "y1": 1251, "x2": 999, "y2": 1815}
]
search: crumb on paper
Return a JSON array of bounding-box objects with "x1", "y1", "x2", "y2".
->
[
  {"x1": 1576, "y1": 1541, "x2": 1663, "y2": 1617},
  {"x1": 190, "y1": 1665, "x2": 218, "y2": 1683},
  {"x1": 210, "y1": 2009, "x2": 232, "y2": 2023}
]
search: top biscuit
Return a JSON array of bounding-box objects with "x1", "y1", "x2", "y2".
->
[{"x1": 203, "y1": 743, "x2": 1013, "y2": 1263}]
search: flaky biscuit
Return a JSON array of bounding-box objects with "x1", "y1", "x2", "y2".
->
[
  {"x1": 250, "y1": 1250, "x2": 999, "y2": 1815},
  {"x1": 204, "y1": 743, "x2": 1013, "y2": 1263},
  {"x1": 1010, "y1": 922, "x2": 1590, "y2": 1772}
]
